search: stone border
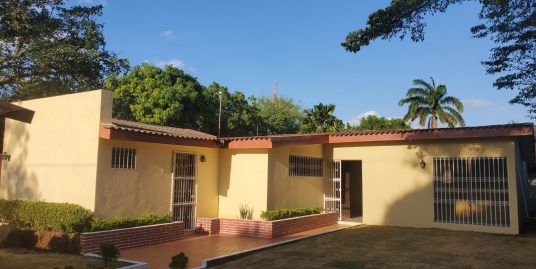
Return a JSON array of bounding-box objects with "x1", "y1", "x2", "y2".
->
[
  {"x1": 84, "y1": 253, "x2": 148, "y2": 269},
  {"x1": 80, "y1": 221, "x2": 184, "y2": 253},
  {"x1": 196, "y1": 212, "x2": 338, "y2": 238}
]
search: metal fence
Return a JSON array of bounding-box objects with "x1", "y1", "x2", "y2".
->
[{"x1": 433, "y1": 157, "x2": 510, "y2": 227}]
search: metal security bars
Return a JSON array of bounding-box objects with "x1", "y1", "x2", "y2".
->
[
  {"x1": 324, "y1": 160, "x2": 342, "y2": 220},
  {"x1": 433, "y1": 157, "x2": 510, "y2": 227},
  {"x1": 111, "y1": 148, "x2": 136, "y2": 169},
  {"x1": 172, "y1": 152, "x2": 197, "y2": 230},
  {"x1": 289, "y1": 155, "x2": 324, "y2": 177}
]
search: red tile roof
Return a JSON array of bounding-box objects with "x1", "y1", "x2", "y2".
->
[
  {"x1": 102, "y1": 119, "x2": 217, "y2": 141},
  {"x1": 224, "y1": 123, "x2": 534, "y2": 148}
]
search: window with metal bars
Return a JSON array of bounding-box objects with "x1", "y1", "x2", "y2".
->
[
  {"x1": 433, "y1": 157, "x2": 510, "y2": 227},
  {"x1": 289, "y1": 155, "x2": 323, "y2": 177},
  {"x1": 111, "y1": 147, "x2": 136, "y2": 169}
]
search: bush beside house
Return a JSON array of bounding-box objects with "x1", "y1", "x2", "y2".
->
[
  {"x1": 260, "y1": 207, "x2": 323, "y2": 221},
  {"x1": 0, "y1": 199, "x2": 173, "y2": 253}
]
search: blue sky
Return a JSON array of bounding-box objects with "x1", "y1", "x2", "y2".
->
[{"x1": 86, "y1": 0, "x2": 529, "y2": 126}]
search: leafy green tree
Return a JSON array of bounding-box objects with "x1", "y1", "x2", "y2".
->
[
  {"x1": 301, "y1": 103, "x2": 344, "y2": 133},
  {"x1": 0, "y1": 0, "x2": 128, "y2": 100},
  {"x1": 105, "y1": 63, "x2": 205, "y2": 130},
  {"x1": 342, "y1": 0, "x2": 535, "y2": 116},
  {"x1": 202, "y1": 82, "x2": 259, "y2": 137},
  {"x1": 399, "y1": 78, "x2": 465, "y2": 128},
  {"x1": 253, "y1": 96, "x2": 304, "y2": 135},
  {"x1": 350, "y1": 115, "x2": 410, "y2": 130}
]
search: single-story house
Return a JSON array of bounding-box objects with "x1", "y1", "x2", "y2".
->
[{"x1": 1, "y1": 90, "x2": 533, "y2": 234}]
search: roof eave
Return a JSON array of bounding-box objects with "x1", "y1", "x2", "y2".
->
[{"x1": 99, "y1": 126, "x2": 220, "y2": 148}]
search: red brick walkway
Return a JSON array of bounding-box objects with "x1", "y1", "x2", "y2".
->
[{"x1": 121, "y1": 223, "x2": 354, "y2": 269}]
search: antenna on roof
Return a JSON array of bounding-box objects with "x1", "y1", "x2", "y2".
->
[{"x1": 273, "y1": 81, "x2": 278, "y2": 98}]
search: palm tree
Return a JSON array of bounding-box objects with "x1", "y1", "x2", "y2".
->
[
  {"x1": 301, "y1": 103, "x2": 344, "y2": 133},
  {"x1": 399, "y1": 78, "x2": 465, "y2": 128}
]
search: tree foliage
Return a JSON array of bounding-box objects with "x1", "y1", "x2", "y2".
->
[
  {"x1": 349, "y1": 115, "x2": 410, "y2": 130},
  {"x1": 342, "y1": 0, "x2": 535, "y2": 116},
  {"x1": 301, "y1": 103, "x2": 344, "y2": 133},
  {"x1": 0, "y1": 0, "x2": 128, "y2": 100},
  {"x1": 253, "y1": 96, "x2": 304, "y2": 135},
  {"x1": 202, "y1": 82, "x2": 259, "y2": 137},
  {"x1": 105, "y1": 63, "x2": 205, "y2": 130},
  {"x1": 107, "y1": 64, "x2": 261, "y2": 137},
  {"x1": 399, "y1": 78, "x2": 465, "y2": 128}
]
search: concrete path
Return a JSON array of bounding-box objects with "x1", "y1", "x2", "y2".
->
[{"x1": 121, "y1": 223, "x2": 357, "y2": 269}]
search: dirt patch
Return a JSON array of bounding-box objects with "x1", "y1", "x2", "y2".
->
[{"x1": 213, "y1": 225, "x2": 536, "y2": 269}]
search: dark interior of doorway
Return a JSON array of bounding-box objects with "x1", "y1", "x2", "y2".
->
[{"x1": 341, "y1": 160, "x2": 362, "y2": 219}]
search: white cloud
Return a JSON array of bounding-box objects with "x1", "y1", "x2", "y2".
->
[
  {"x1": 156, "y1": 59, "x2": 185, "y2": 69},
  {"x1": 347, "y1": 110, "x2": 378, "y2": 126},
  {"x1": 160, "y1": 30, "x2": 174, "y2": 39},
  {"x1": 462, "y1": 99, "x2": 505, "y2": 110}
]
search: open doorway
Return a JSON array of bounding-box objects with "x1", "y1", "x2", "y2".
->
[{"x1": 341, "y1": 161, "x2": 362, "y2": 220}]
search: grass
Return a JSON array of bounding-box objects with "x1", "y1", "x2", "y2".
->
[
  {"x1": 213, "y1": 225, "x2": 536, "y2": 269},
  {"x1": 0, "y1": 248, "x2": 131, "y2": 269}
]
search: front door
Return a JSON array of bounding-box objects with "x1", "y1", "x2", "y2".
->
[
  {"x1": 172, "y1": 152, "x2": 197, "y2": 230},
  {"x1": 324, "y1": 160, "x2": 342, "y2": 220}
]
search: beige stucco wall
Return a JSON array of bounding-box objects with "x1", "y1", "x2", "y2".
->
[
  {"x1": 326, "y1": 138, "x2": 519, "y2": 234},
  {"x1": 267, "y1": 145, "x2": 324, "y2": 210},
  {"x1": 95, "y1": 139, "x2": 219, "y2": 218},
  {"x1": 218, "y1": 149, "x2": 268, "y2": 219},
  {"x1": 1, "y1": 90, "x2": 110, "y2": 211}
]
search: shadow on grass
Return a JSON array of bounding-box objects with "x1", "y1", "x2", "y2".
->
[{"x1": 329, "y1": 260, "x2": 365, "y2": 269}]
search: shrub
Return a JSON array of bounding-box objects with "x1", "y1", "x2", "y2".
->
[
  {"x1": 260, "y1": 207, "x2": 323, "y2": 221},
  {"x1": 91, "y1": 214, "x2": 172, "y2": 232},
  {"x1": 169, "y1": 252, "x2": 188, "y2": 269},
  {"x1": 99, "y1": 242, "x2": 120, "y2": 268},
  {"x1": 0, "y1": 199, "x2": 93, "y2": 233},
  {"x1": 239, "y1": 204, "x2": 254, "y2": 220}
]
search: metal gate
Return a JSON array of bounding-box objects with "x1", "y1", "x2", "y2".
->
[
  {"x1": 324, "y1": 160, "x2": 342, "y2": 220},
  {"x1": 172, "y1": 152, "x2": 197, "y2": 230}
]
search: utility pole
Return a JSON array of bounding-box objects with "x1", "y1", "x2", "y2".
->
[
  {"x1": 218, "y1": 91, "x2": 222, "y2": 138},
  {"x1": 273, "y1": 81, "x2": 278, "y2": 98}
]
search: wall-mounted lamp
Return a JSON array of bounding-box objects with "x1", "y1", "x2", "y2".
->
[
  {"x1": 1, "y1": 152, "x2": 11, "y2": 162},
  {"x1": 419, "y1": 159, "x2": 426, "y2": 169},
  {"x1": 200, "y1": 155, "x2": 207, "y2": 162}
]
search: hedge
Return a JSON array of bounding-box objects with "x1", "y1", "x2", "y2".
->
[
  {"x1": 260, "y1": 207, "x2": 323, "y2": 221},
  {"x1": 0, "y1": 199, "x2": 173, "y2": 233},
  {"x1": 0, "y1": 199, "x2": 93, "y2": 233},
  {"x1": 91, "y1": 214, "x2": 172, "y2": 232}
]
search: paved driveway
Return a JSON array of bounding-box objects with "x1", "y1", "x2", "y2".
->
[{"x1": 121, "y1": 224, "x2": 354, "y2": 269}]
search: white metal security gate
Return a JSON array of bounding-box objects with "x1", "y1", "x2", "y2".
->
[
  {"x1": 172, "y1": 152, "x2": 197, "y2": 230},
  {"x1": 324, "y1": 160, "x2": 342, "y2": 220}
]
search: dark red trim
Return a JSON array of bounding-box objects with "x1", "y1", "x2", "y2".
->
[
  {"x1": 227, "y1": 139, "x2": 272, "y2": 149},
  {"x1": 225, "y1": 125, "x2": 534, "y2": 149},
  {"x1": 328, "y1": 127, "x2": 533, "y2": 144},
  {"x1": 99, "y1": 127, "x2": 220, "y2": 148},
  {"x1": 272, "y1": 134, "x2": 329, "y2": 148},
  {"x1": 0, "y1": 101, "x2": 35, "y2": 123}
]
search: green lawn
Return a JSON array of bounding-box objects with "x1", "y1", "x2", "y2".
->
[
  {"x1": 214, "y1": 225, "x2": 536, "y2": 269},
  {"x1": 0, "y1": 248, "x2": 131, "y2": 269}
]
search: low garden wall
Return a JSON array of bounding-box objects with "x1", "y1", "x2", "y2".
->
[
  {"x1": 80, "y1": 221, "x2": 184, "y2": 253},
  {"x1": 197, "y1": 212, "x2": 338, "y2": 238}
]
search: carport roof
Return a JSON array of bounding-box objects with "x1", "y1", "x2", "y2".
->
[{"x1": 0, "y1": 100, "x2": 35, "y2": 123}]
